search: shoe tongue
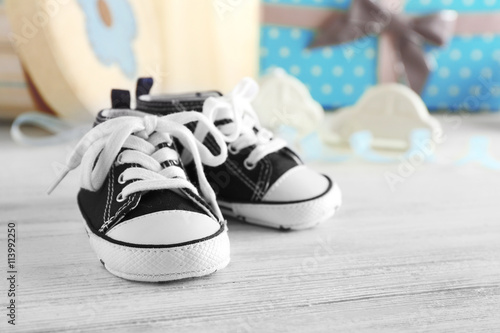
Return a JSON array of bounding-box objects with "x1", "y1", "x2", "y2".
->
[
  {"x1": 137, "y1": 91, "x2": 222, "y2": 115},
  {"x1": 122, "y1": 135, "x2": 193, "y2": 198},
  {"x1": 212, "y1": 106, "x2": 235, "y2": 124},
  {"x1": 146, "y1": 134, "x2": 185, "y2": 171},
  {"x1": 150, "y1": 139, "x2": 215, "y2": 218},
  {"x1": 94, "y1": 109, "x2": 148, "y2": 127},
  {"x1": 201, "y1": 96, "x2": 238, "y2": 126},
  {"x1": 211, "y1": 104, "x2": 257, "y2": 130},
  {"x1": 157, "y1": 142, "x2": 184, "y2": 169}
]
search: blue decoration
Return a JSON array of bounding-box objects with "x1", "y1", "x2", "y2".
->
[
  {"x1": 276, "y1": 126, "x2": 500, "y2": 168},
  {"x1": 302, "y1": 132, "x2": 350, "y2": 162},
  {"x1": 456, "y1": 136, "x2": 500, "y2": 170},
  {"x1": 276, "y1": 125, "x2": 350, "y2": 162},
  {"x1": 404, "y1": 129, "x2": 435, "y2": 162},
  {"x1": 349, "y1": 131, "x2": 396, "y2": 163},
  {"x1": 265, "y1": 0, "x2": 500, "y2": 13},
  {"x1": 260, "y1": 0, "x2": 500, "y2": 111},
  {"x1": 77, "y1": 0, "x2": 137, "y2": 78}
]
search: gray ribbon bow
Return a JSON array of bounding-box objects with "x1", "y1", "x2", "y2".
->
[{"x1": 308, "y1": 0, "x2": 457, "y2": 94}]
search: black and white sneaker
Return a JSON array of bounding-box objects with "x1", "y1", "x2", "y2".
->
[
  {"x1": 49, "y1": 109, "x2": 230, "y2": 282},
  {"x1": 132, "y1": 77, "x2": 342, "y2": 230}
]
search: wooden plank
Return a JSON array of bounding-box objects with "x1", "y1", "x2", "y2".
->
[{"x1": 0, "y1": 114, "x2": 499, "y2": 332}]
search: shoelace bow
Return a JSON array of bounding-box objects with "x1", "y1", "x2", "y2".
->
[
  {"x1": 48, "y1": 112, "x2": 228, "y2": 221},
  {"x1": 198, "y1": 77, "x2": 287, "y2": 169}
]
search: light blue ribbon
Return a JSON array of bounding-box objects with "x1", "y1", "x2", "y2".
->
[
  {"x1": 276, "y1": 126, "x2": 441, "y2": 164},
  {"x1": 11, "y1": 112, "x2": 91, "y2": 146},
  {"x1": 349, "y1": 131, "x2": 396, "y2": 163},
  {"x1": 456, "y1": 136, "x2": 500, "y2": 170},
  {"x1": 404, "y1": 129, "x2": 435, "y2": 162}
]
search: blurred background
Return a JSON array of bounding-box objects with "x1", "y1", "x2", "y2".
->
[
  {"x1": 1, "y1": 3, "x2": 500, "y2": 331},
  {"x1": 0, "y1": 0, "x2": 259, "y2": 121},
  {"x1": 0, "y1": 0, "x2": 499, "y2": 133}
]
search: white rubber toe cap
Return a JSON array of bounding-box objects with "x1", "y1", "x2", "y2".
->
[
  {"x1": 262, "y1": 165, "x2": 329, "y2": 202},
  {"x1": 105, "y1": 210, "x2": 221, "y2": 245}
]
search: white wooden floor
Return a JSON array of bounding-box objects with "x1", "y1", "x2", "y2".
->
[{"x1": 1, "y1": 114, "x2": 499, "y2": 332}]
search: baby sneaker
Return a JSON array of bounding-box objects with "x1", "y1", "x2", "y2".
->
[
  {"x1": 132, "y1": 77, "x2": 342, "y2": 230},
  {"x1": 49, "y1": 109, "x2": 230, "y2": 282}
]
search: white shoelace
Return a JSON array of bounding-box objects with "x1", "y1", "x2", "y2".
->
[
  {"x1": 11, "y1": 112, "x2": 91, "y2": 146},
  {"x1": 196, "y1": 77, "x2": 287, "y2": 169},
  {"x1": 48, "y1": 112, "x2": 228, "y2": 221}
]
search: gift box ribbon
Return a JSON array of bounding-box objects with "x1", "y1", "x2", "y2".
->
[{"x1": 263, "y1": 0, "x2": 500, "y2": 94}]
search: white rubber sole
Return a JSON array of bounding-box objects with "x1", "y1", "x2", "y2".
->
[
  {"x1": 218, "y1": 180, "x2": 342, "y2": 230},
  {"x1": 84, "y1": 224, "x2": 230, "y2": 282}
]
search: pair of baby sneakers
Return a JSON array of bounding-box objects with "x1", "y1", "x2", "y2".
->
[{"x1": 50, "y1": 78, "x2": 342, "y2": 282}]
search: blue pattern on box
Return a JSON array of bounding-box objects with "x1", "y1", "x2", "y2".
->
[
  {"x1": 260, "y1": 0, "x2": 500, "y2": 111},
  {"x1": 260, "y1": 26, "x2": 378, "y2": 108},
  {"x1": 264, "y1": 0, "x2": 351, "y2": 9},
  {"x1": 422, "y1": 36, "x2": 500, "y2": 111},
  {"x1": 264, "y1": 0, "x2": 500, "y2": 12},
  {"x1": 404, "y1": 0, "x2": 500, "y2": 14}
]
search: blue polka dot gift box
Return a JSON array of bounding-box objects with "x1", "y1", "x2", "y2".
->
[{"x1": 260, "y1": 0, "x2": 500, "y2": 112}]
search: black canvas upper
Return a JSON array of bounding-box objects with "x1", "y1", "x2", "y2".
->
[
  {"x1": 79, "y1": 116, "x2": 218, "y2": 237},
  {"x1": 131, "y1": 78, "x2": 303, "y2": 204}
]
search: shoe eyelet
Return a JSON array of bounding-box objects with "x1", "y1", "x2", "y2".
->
[
  {"x1": 118, "y1": 173, "x2": 126, "y2": 184},
  {"x1": 244, "y1": 160, "x2": 256, "y2": 170},
  {"x1": 116, "y1": 192, "x2": 127, "y2": 202},
  {"x1": 228, "y1": 145, "x2": 239, "y2": 155},
  {"x1": 116, "y1": 153, "x2": 124, "y2": 165}
]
